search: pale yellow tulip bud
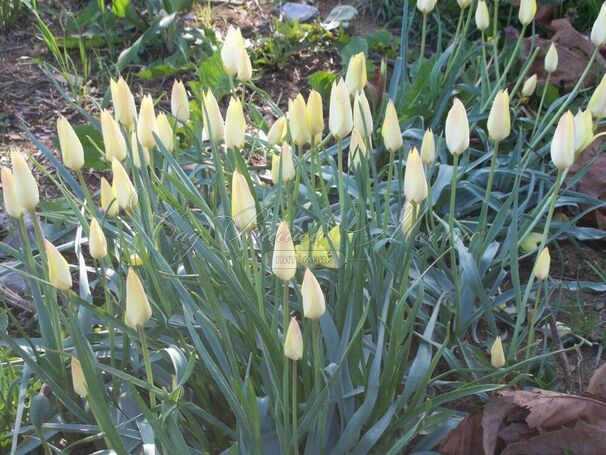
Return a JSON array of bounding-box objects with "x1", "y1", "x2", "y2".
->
[
  {"x1": 130, "y1": 253, "x2": 144, "y2": 266},
  {"x1": 237, "y1": 46, "x2": 253, "y2": 82},
  {"x1": 353, "y1": 90, "x2": 373, "y2": 139},
  {"x1": 457, "y1": 0, "x2": 471, "y2": 9},
  {"x1": 231, "y1": 169, "x2": 257, "y2": 232},
  {"x1": 288, "y1": 94, "x2": 311, "y2": 146},
  {"x1": 487, "y1": 90, "x2": 511, "y2": 142},
  {"x1": 156, "y1": 112, "x2": 174, "y2": 153},
  {"x1": 71, "y1": 356, "x2": 87, "y2": 398},
  {"x1": 490, "y1": 336, "x2": 505, "y2": 368},
  {"x1": 381, "y1": 100, "x2": 402, "y2": 152},
  {"x1": 544, "y1": 43, "x2": 558, "y2": 73},
  {"x1": 521, "y1": 74, "x2": 538, "y2": 97},
  {"x1": 171, "y1": 80, "x2": 190, "y2": 123},
  {"x1": 417, "y1": 0, "x2": 437, "y2": 14},
  {"x1": 550, "y1": 111, "x2": 575, "y2": 170},
  {"x1": 137, "y1": 95, "x2": 158, "y2": 150},
  {"x1": 307, "y1": 90, "x2": 324, "y2": 140},
  {"x1": 401, "y1": 200, "x2": 415, "y2": 240},
  {"x1": 329, "y1": 78, "x2": 353, "y2": 140},
  {"x1": 225, "y1": 97, "x2": 246, "y2": 149},
  {"x1": 420, "y1": 129, "x2": 435, "y2": 164},
  {"x1": 534, "y1": 247, "x2": 550, "y2": 280},
  {"x1": 111, "y1": 158, "x2": 138, "y2": 210},
  {"x1": 518, "y1": 0, "x2": 536, "y2": 26},
  {"x1": 284, "y1": 317, "x2": 303, "y2": 361},
  {"x1": 272, "y1": 221, "x2": 297, "y2": 282},
  {"x1": 345, "y1": 53, "x2": 367, "y2": 95},
  {"x1": 221, "y1": 26, "x2": 245, "y2": 76},
  {"x1": 100, "y1": 177, "x2": 118, "y2": 217},
  {"x1": 267, "y1": 117, "x2": 287, "y2": 146},
  {"x1": 592, "y1": 2, "x2": 606, "y2": 47},
  {"x1": 101, "y1": 110, "x2": 127, "y2": 162},
  {"x1": 301, "y1": 268, "x2": 325, "y2": 319},
  {"x1": 202, "y1": 90, "x2": 225, "y2": 143},
  {"x1": 445, "y1": 98, "x2": 469, "y2": 156},
  {"x1": 271, "y1": 143, "x2": 296, "y2": 184},
  {"x1": 111, "y1": 77, "x2": 137, "y2": 131},
  {"x1": 1, "y1": 167, "x2": 24, "y2": 218},
  {"x1": 11, "y1": 151, "x2": 39, "y2": 210},
  {"x1": 44, "y1": 239, "x2": 72, "y2": 291},
  {"x1": 574, "y1": 109, "x2": 594, "y2": 154},
  {"x1": 125, "y1": 267, "x2": 152, "y2": 329},
  {"x1": 349, "y1": 128, "x2": 368, "y2": 169},
  {"x1": 57, "y1": 116, "x2": 84, "y2": 171},
  {"x1": 476, "y1": 1, "x2": 490, "y2": 31},
  {"x1": 520, "y1": 232, "x2": 543, "y2": 253},
  {"x1": 588, "y1": 73, "x2": 606, "y2": 119},
  {"x1": 404, "y1": 147, "x2": 428, "y2": 204},
  {"x1": 130, "y1": 131, "x2": 149, "y2": 169},
  {"x1": 89, "y1": 218, "x2": 107, "y2": 260}
]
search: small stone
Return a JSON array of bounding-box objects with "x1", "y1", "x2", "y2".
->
[
  {"x1": 281, "y1": 2, "x2": 319, "y2": 23},
  {"x1": 0, "y1": 271, "x2": 27, "y2": 295}
]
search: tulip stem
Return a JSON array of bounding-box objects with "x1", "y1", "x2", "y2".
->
[
  {"x1": 383, "y1": 151, "x2": 395, "y2": 228},
  {"x1": 247, "y1": 231, "x2": 265, "y2": 321},
  {"x1": 419, "y1": 13, "x2": 427, "y2": 63},
  {"x1": 492, "y1": 0, "x2": 501, "y2": 80},
  {"x1": 448, "y1": 154, "x2": 462, "y2": 331},
  {"x1": 478, "y1": 141, "x2": 499, "y2": 238},
  {"x1": 530, "y1": 73, "x2": 550, "y2": 139},
  {"x1": 138, "y1": 325, "x2": 156, "y2": 408},
  {"x1": 282, "y1": 282, "x2": 291, "y2": 450},
  {"x1": 337, "y1": 139, "x2": 345, "y2": 219},
  {"x1": 292, "y1": 360, "x2": 299, "y2": 455},
  {"x1": 311, "y1": 319, "x2": 321, "y2": 384},
  {"x1": 525, "y1": 282, "x2": 543, "y2": 360},
  {"x1": 76, "y1": 170, "x2": 96, "y2": 213},
  {"x1": 510, "y1": 169, "x2": 563, "y2": 357}
]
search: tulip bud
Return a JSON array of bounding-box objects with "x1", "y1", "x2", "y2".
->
[
  {"x1": 345, "y1": 53, "x2": 367, "y2": 95},
  {"x1": 307, "y1": 90, "x2": 324, "y2": 141},
  {"x1": 225, "y1": 97, "x2": 246, "y2": 149},
  {"x1": 221, "y1": 25, "x2": 245, "y2": 76},
  {"x1": 11, "y1": 151, "x2": 39, "y2": 210},
  {"x1": 518, "y1": 0, "x2": 536, "y2": 26},
  {"x1": 544, "y1": 43, "x2": 558, "y2": 73},
  {"x1": 1, "y1": 167, "x2": 24, "y2": 218},
  {"x1": 353, "y1": 90, "x2": 373, "y2": 139},
  {"x1": 237, "y1": 46, "x2": 253, "y2": 82},
  {"x1": 574, "y1": 109, "x2": 594, "y2": 154},
  {"x1": 71, "y1": 357, "x2": 87, "y2": 398},
  {"x1": 301, "y1": 268, "x2": 326, "y2": 319},
  {"x1": 288, "y1": 94, "x2": 311, "y2": 146},
  {"x1": 156, "y1": 112, "x2": 174, "y2": 153},
  {"x1": 111, "y1": 158, "x2": 138, "y2": 210},
  {"x1": 57, "y1": 116, "x2": 84, "y2": 171},
  {"x1": 202, "y1": 90, "x2": 225, "y2": 143},
  {"x1": 267, "y1": 117, "x2": 287, "y2": 146},
  {"x1": 445, "y1": 98, "x2": 470, "y2": 156},
  {"x1": 534, "y1": 247, "x2": 550, "y2": 280},
  {"x1": 476, "y1": 0, "x2": 490, "y2": 32},
  {"x1": 125, "y1": 267, "x2": 152, "y2": 329},
  {"x1": 130, "y1": 131, "x2": 149, "y2": 169},
  {"x1": 284, "y1": 317, "x2": 303, "y2": 360},
  {"x1": 349, "y1": 128, "x2": 368, "y2": 169},
  {"x1": 588, "y1": 73, "x2": 606, "y2": 119},
  {"x1": 381, "y1": 100, "x2": 402, "y2": 152},
  {"x1": 592, "y1": 2, "x2": 606, "y2": 47},
  {"x1": 111, "y1": 77, "x2": 137, "y2": 131},
  {"x1": 137, "y1": 94, "x2": 158, "y2": 150},
  {"x1": 100, "y1": 110, "x2": 127, "y2": 162},
  {"x1": 271, "y1": 143, "x2": 296, "y2": 184},
  {"x1": 404, "y1": 147, "x2": 428, "y2": 204},
  {"x1": 457, "y1": 0, "x2": 471, "y2": 9},
  {"x1": 550, "y1": 111, "x2": 575, "y2": 170},
  {"x1": 487, "y1": 90, "x2": 511, "y2": 142},
  {"x1": 417, "y1": 0, "x2": 437, "y2": 14},
  {"x1": 272, "y1": 221, "x2": 297, "y2": 282},
  {"x1": 231, "y1": 169, "x2": 257, "y2": 232},
  {"x1": 130, "y1": 253, "x2": 143, "y2": 266},
  {"x1": 520, "y1": 232, "x2": 543, "y2": 253},
  {"x1": 100, "y1": 177, "x2": 118, "y2": 217},
  {"x1": 401, "y1": 200, "x2": 415, "y2": 240},
  {"x1": 521, "y1": 74, "x2": 538, "y2": 97},
  {"x1": 420, "y1": 129, "x2": 435, "y2": 164},
  {"x1": 44, "y1": 239, "x2": 72, "y2": 291},
  {"x1": 171, "y1": 80, "x2": 190, "y2": 123},
  {"x1": 490, "y1": 336, "x2": 505, "y2": 368},
  {"x1": 329, "y1": 78, "x2": 353, "y2": 140},
  {"x1": 89, "y1": 218, "x2": 107, "y2": 260}
]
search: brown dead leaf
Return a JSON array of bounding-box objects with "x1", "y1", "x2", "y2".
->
[
  {"x1": 439, "y1": 412, "x2": 485, "y2": 455},
  {"x1": 587, "y1": 362, "x2": 606, "y2": 398},
  {"x1": 481, "y1": 395, "x2": 516, "y2": 455}
]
